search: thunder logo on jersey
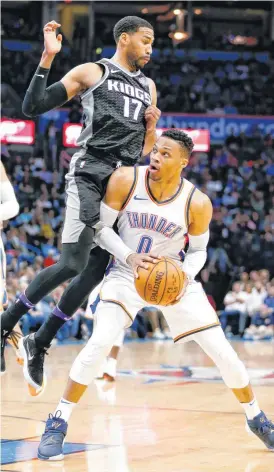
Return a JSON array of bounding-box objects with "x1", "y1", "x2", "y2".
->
[{"x1": 126, "y1": 212, "x2": 182, "y2": 239}]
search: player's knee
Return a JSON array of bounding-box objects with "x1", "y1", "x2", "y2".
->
[
  {"x1": 215, "y1": 345, "x2": 249, "y2": 388},
  {"x1": 59, "y1": 252, "x2": 89, "y2": 277},
  {"x1": 69, "y1": 341, "x2": 112, "y2": 385}
]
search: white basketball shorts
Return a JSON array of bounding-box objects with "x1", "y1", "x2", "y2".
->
[{"x1": 100, "y1": 270, "x2": 220, "y2": 343}]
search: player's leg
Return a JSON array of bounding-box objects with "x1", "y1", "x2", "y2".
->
[
  {"x1": 145, "y1": 307, "x2": 165, "y2": 339},
  {"x1": 101, "y1": 329, "x2": 125, "y2": 381},
  {"x1": 18, "y1": 246, "x2": 110, "y2": 395},
  {"x1": 165, "y1": 281, "x2": 274, "y2": 450},
  {"x1": 193, "y1": 326, "x2": 274, "y2": 450},
  {"x1": 37, "y1": 302, "x2": 128, "y2": 461}
]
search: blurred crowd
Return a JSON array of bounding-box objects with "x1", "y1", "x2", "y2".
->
[
  {"x1": 220, "y1": 269, "x2": 274, "y2": 340},
  {"x1": 146, "y1": 55, "x2": 274, "y2": 115},
  {"x1": 2, "y1": 47, "x2": 273, "y2": 116},
  {"x1": 2, "y1": 126, "x2": 274, "y2": 342},
  {"x1": 2, "y1": 10, "x2": 274, "y2": 116}
]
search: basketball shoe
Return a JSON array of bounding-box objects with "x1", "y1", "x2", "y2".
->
[
  {"x1": 247, "y1": 411, "x2": 274, "y2": 450},
  {"x1": 38, "y1": 412, "x2": 68, "y2": 461},
  {"x1": 1, "y1": 329, "x2": 23, "y2": 375},
  {"x1": 18, "y1": 333, "x2": 47, "y2": 396}
]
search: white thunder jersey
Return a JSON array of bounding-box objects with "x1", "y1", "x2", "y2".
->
[
  {"x1": 100, "y1": 166, "x2": 220, "y2": 341},
  {"x1": 113, "y1": 165, "x2": 196, "y2": 277}
]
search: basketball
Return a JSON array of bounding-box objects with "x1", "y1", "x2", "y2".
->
[{"x1": 135, "y1": 257, "x2": 186, "y2": 306}]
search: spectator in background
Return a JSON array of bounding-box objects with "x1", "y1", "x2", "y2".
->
[
  {"x1": 244, "y1": 285, "x2": 274, "y2": 340},
  {"x1": 219, "y1": 282, "x2": 248, "y2": 336}
]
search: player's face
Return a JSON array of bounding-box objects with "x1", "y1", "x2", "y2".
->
[
  {"x1": 126, "y1": 27, "x2": 154, "y2": 69},
  {"x1": 148, "y1": 137, "x2": 189, "y2": 182}
]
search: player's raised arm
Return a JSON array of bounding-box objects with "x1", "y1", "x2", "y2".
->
[
  {"x1": 22, "y1": 21, "x2": 103, "y2": 117},
  {"x1": 142, "y1": 79, "x2": 161, "y2": 157},
  {"x1": 181, "y1": 189, "x2": 213, "y2": 283}
]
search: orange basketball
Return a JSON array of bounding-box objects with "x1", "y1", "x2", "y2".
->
[{"x1": 135, "y1": 257, "x2": 186, "y2": 306}]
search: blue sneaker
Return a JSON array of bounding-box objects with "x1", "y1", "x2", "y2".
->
[
  {"x1": 247, "y1": 411, "x2": 274, "y2": 450},
  {"x1": 38, "y1": 411, "x2": 68, "y2": 460}
]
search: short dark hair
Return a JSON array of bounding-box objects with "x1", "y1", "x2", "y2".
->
[
  {"x1": 113, "y1": 16, "x2": 153, "y2": 43},
  {"x1": 162, "y1": 129, "x2": 194, "y2": 156}
]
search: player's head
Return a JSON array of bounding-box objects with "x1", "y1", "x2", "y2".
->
[
  {"x1": 245, "y1": 282, "x2": 253, "y2": 294},
  {"x1": 114, "y1": 16, "x2": 154, "y2": 70},
  {"x1": 232, "y1": 282, "x2": 241, "y2": 293},
  {"x1": 149, "y1": 129, "x2": 194, "y2": 182}
]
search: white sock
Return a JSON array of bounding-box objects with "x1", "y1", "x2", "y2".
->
[
  {"x1": 54, "y1": 397, "x2": 76, "y2": 422},
  {"x1": 241, "y1": 398, "x2": 261, "y2": 420}
]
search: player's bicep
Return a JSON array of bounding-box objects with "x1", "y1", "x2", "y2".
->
[
  {"x1": 103, "y1": 167, "x2": 135, "y2": 211},
  {"x1": 61, "y1": 63, "x2": 103, "y2": 101},
  {"x1": 188, "y1": 192, "x2": 213, "y2": 236}
]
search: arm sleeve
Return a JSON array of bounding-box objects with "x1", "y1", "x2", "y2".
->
[
  {"x1": 181, "y1": 230, "x2": 209, "y2": 280},
  {"x1": 94, "y1": 226, "x2": 134, "y2": 265},
  {"x1": 0, "y1": 181, "x2": 20, "y2": 220},
  {"x1": 93, "y1": 201, "x2": 134, "y2": 265},
  {"x1": 22, "y1": 66, "x2": 68, "y2": 117}
]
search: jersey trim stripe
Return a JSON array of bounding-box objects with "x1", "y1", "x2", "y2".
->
[
  {"x1": 145, "y1": 169, "x2": 184, "y2": 206},
  {"x1": 173, "y1": 322, "x2": 220, "y2": 343},
  {"x1": 103, "y1": 58, "x2": 141, "y2": 77},
  {"x1": 81, "y1": 63, "x2": 110, "y2": 99},
  {"x1": 185, "y1": 185, "x2": 196, "y2": 228},
  {"x1": 99, "y1": 296, "x2": 133, "y2": 323},
  {"x1": 121, "y1": 166, "x2": 139, "y2": 210}
]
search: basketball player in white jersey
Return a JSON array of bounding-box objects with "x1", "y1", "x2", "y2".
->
[
  {"x1": 0, "y1": 161, "x2": 22, "y2": 373},
  {"x1": 38, "y1": 130, "x2": 274, "y2": 460}
]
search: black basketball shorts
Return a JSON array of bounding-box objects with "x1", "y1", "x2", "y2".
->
[{"x1": 62, "y1": 149, "x2": 125, "y2": 243}]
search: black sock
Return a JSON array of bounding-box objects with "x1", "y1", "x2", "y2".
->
[{"x1": 35, "y1": 315, "x2": 65, "y2": 348}]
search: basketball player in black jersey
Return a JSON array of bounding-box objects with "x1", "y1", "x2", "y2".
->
[{"x1": 0, "y1": 16, "x2": 160, "y2": 394}]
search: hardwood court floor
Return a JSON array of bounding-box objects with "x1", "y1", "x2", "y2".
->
[{"x1": 1, "y1": 338, "x2": 274, "y2": 472}]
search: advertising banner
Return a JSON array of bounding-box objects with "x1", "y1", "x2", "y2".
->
[
  {"x1": 63, "y1": 123, "x2": 210, "y2": 152},
  {"x1": 0, "y1": 119, "x2": 35, "y2": 145},
  {"x1": 63, "y1": 123, "x2": 82, "y2": 147},
  {"x1": 158, "y1": 113, "x2": 274, "y2": 143}
]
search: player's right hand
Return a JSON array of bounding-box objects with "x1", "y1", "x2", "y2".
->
[
  {"x1": 126, "y1": 253, "x2": 161, "y2": 279},
  {"x1": 43, "y1": 21, "x2": 62, "y2": 56}
]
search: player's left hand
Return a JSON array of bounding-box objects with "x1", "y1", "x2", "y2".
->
[
  {"x1": 145, "y1": 105, "x2": 161, "y2": 132},
  {"x1": 126, "y1": 252, "x2": 162, "y2": 279},
  {"x1": 168, "y1": 275, "x2": 189, "y2": 305}
]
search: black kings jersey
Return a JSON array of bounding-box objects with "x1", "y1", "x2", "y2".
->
[{"x1": 77, "y1": 58, "x2": 152, "y2": 164}]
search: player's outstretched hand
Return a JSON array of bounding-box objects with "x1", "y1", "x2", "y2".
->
[
  {"x1": 145, "y1": 105, "x2": 161, "y2": 132},
  {"x1": 43, "y1": 21, "x2": 62, "y2": 56},
  {"x1": 127, "y1": 252, "x2": 161, "y2": 279}
]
